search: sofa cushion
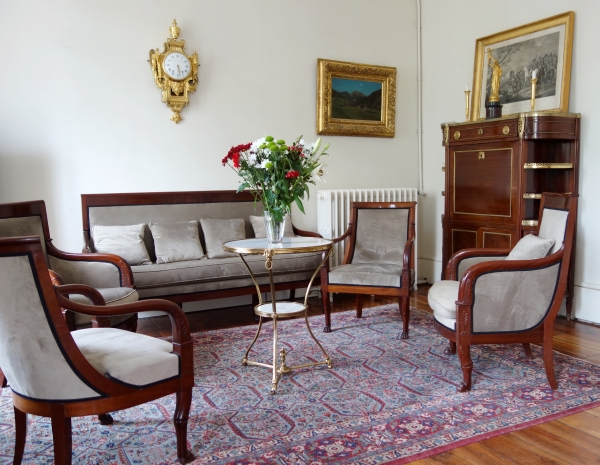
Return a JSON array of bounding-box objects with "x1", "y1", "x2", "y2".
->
[
  {"x1": 91, "y1": 224, "x2": 151, "y2": 265},
  {"x1": 72, "y1": 328, "x2": 179, "y2": 387},
  {"x1": 506, "y1": 234, "x2": 555, "y2": 261},
  {"x1": 250, "y1": 214, "x2": 295, "y2": 238},
  {"x1": 149, "y1": 221, "x2": 205, "y2": 264},
  {"x1": 131, "y1": 252, "x2": 322, "y2": 290},
  {"x1": 200, "y1": 218, "x2": 246, "y2": 258}
]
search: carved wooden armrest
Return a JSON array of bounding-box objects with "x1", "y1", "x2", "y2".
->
[
  {"x1": 446, "y1": 248, "x2": 512, "y2": 280},
  {"x1": 292, "y1": 225, "x2": 323, "y2": 238},
  {"x1": 47, "y1": 242, "x2": 135, "y2": 288},
  {"x1": 55, "y1": 292, "x2": 191, "y2": 345},
  {"x1": 55, "y1": 283, "x2": 109, "y2": 328}
]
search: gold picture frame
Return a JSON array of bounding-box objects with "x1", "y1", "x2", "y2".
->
[
  {"x1": 316, "y1": 59, "x2": 396, "y2": 138},
  {"x1": 471, "y1": 11, "x2": 574, "y2": 121}
]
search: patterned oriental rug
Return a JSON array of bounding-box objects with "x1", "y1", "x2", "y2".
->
[{"x1": 2, "y1": 305, "x2": 600, "y2": 464}]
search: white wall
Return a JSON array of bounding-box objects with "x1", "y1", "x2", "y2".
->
[
  {"x1": 421, "y1": 1, "x2": 600, "y2": 322},
  {"x1": 0, "y1": 0, "x2": 418, "y2": 253}
]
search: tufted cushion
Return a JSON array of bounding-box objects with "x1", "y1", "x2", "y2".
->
[
  {"x1": 200, "y1": 218, "x2": 246, "y2": 259},
  {"x1": 68, "y1": 288, "x2": 139, "y2": 327},
  {"x1": 91, "y1": 224, "x2": 151, "y2": 266},
  {"x1": 250, "y1": 214, "x2": 295, "y2": 238},
  {"x1": 149, "y1": 221, "x2": 205, "y2": 264},
  {"x1": 428, "y1": 280, "x2": 460, "y2": 320},
  {"x1": 506, "y1": 235, "x2": 554, "y2": 261},
  {"x1": 328, "y1": 264, "x2": 415, "y2": 288},
  {"x1": 72, "y1": 328, "x2": 179, "y2": 387}
]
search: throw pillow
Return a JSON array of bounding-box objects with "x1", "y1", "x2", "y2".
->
[
  {"x1": 506, "y1": 234, "x2": 555, "y2": 261},
  {"x1": 149, "y1": 221, "x2": 205, "y2": 264},
  {"x1": 200, "y1": 218, "x2": 246, "y2": 258},
  {"x1": 250, "y1": 214, "x2": 295, "y2": 238},
  {"x1": 91, "y1": 224, "x2": 151, "y2": 265}
]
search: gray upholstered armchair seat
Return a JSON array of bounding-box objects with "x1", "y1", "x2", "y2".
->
[
  {"x1": 72, "y1": 328, "x2": 179, "y2": 387},
  {"x1": 328, "y1": 263, "x2": 415, "y2": 288},
  {"x1": 131, "y1": 252, "x2": 321, "y2": 298},
  {"x1": 427, "y1": 280, "x2": 459, "y2": 328}
]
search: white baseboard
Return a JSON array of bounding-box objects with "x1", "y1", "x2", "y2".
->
[{"x1": 418, "y1": 258, "x2": 442, "y2": 284}]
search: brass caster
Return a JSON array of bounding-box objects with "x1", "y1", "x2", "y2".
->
[
  {"x1": 326, "y1": 358, "x2": 333, "y2": 369},
  {"x1": 443, "y1": 346, "x2": 456, "y2": 355},
  {"x1": 400, "y1": 332, "x2": 409, "y2": 340},
  {"x1": 323, "y1": 326, "x2": 331, "y2": 333},
  {"x1": 242, "y1": 358, "x2": 248, "y2": 366}
]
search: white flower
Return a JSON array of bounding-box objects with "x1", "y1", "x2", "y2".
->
[
  {"x1": 247, "y1": 153, "x2": 257, "y2": 166},
  {"x1": 261, "y1": 159, "x2": 273, "y2": 169},
  {"x1": 264, "y1": 148, "x2": 271, "y2": 156},
  {"x1": 312, "y1": 137, "x2": 322, "y2": 154},
  {"x1": 310, "y1": 163, "x2": 327, "y2": 182}
]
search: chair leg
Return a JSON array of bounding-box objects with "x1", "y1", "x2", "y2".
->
[
  {"x1": 399, "y1": 297, "x2": 410, "y2": 339},
  {"x1": 457, "y1": 343, "x2": 473, "y2": 392},
  {"x1": 522, "y1": 343, "x2": 533, "y2": 359},
  {"x1": 174, "y1": 388, "x2": 195, "y2": 464},
  {"x1": 0, "y1": 366, "x2": 7, "y2": 390},
  {"x1": 13, "y1": 407, "x2": 27, "y2": 465},
  {"x1": 543, "y1": 339, "x2": 558, "y2": 390},
  {"x1": 322, "y1": 289, "x2": 331, "y2": 333},
  {"x1": 98, "y1": 413, "x2": 113, "y2": 425},
  {"x1": 289, "y1": 288, "x2": 295, "y2": 300},
  {"x1": 356, "y1": 295, "x2": 363, "y2": 318},
  {"x1": 50, "y1": 404, "x2": 72, "y2": 465},
  {"x1": 444, "y1": 341, "x2": 457, "y2": 355}
]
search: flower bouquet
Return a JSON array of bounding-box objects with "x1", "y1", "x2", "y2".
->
[{"x1": 222, "y1": 135, "x2": 330, "y2": 243}]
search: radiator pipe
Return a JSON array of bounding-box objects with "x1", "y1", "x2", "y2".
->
[{"x1": 416, "y1": 0, "x2": 424, "y2": 196}]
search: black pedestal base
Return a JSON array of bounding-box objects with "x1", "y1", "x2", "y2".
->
[{"x1": 485, "y1": 101, "x2": 503, "y2": 119}]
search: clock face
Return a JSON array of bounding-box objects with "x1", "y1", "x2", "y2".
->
[{"x1": 163, "y1": 52, "x2": 191, "y2": 80}]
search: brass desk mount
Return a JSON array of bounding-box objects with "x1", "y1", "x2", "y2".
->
[{"x1": 149, "y1": 20, "x2": 199, "y2": 123}]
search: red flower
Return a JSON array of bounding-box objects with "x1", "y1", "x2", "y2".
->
[
  {"x1": 286, "y1": 170, "x2": 300, "y2": 179},
  {"x1": 223, "y1": 143, "x2": 252, "y2": 166}
]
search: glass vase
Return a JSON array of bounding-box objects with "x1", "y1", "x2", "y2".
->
[{"x1": 263, "y1": 211, "x2": 285, "y2": 244}]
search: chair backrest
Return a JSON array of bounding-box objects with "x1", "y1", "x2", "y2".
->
[
  {"x1": 345, "y1": 202, "x2": 416, "y2": 266},
  {"x1": 0, "y1": 200, "x2": 51, "y2": 262},
  {"x1": 0, "y1": 237, "x2": 101, "y2": 401}
]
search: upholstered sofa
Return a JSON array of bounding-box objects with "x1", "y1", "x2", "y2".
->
[{"x1": 81, "y1": 190, "x2": 325, "y2": 307}]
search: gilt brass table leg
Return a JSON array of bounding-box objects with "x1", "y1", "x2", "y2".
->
[
  {"x1": 271, "y1": 315, "x2": 279, "y2": 394},
  {"x1": 242, "y1": 316, "x2": 264, "y2": 365},
  {"x1": 304, "y1": 313, "x2": 333, "y2": 368}
]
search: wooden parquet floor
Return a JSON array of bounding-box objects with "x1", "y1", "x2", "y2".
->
[{"x1": 138, "y1": 285, "x2": 600, "y2": 464}]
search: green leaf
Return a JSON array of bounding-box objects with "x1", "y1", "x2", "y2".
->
[{"x1": 295, "y1": 197, "x2": 305, "y2": 214}]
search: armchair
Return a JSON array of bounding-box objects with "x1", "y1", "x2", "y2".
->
[
  {"x1": 321, "y1": 201, "x2": 416, "y2": 336},
  {"x1": 0, "y1": 236, "x2": 195, "y2": 464},
  {"x1": 0, "y1": 200, "x2": 138, "y2": 331},
  {"x1": 428, "y1": 193, "x2": 578, "y2": 392}
]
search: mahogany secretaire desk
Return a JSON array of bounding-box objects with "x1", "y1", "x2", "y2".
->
[{"x1": 441, "y1": 111, "x2": 580, "y2": 318}]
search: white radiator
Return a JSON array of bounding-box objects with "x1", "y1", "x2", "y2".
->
[{"x1": 317, "y1": 188, "x2": 418, "y2": 289}]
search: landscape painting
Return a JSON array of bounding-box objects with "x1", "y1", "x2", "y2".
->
[
  {"x1": 317, "y1": 58, "x2": 396, "y2": 137},
  {"x1": 331, "y1": 78, "x2": 382, "y2": 121}
]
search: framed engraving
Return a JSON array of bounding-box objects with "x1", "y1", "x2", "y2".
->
[
  {"x1": 316, "y1": 59, "x2": 396, "y2": 137},
  {"x1": 471, "y1": 11, "x2": 574, "y2": 120}
]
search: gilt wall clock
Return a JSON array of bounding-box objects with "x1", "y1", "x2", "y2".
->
[{"x1": 149, "y1": 20, "x2": 199, "y2": 123}]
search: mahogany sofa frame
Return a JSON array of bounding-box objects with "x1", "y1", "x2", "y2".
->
[
  {"x1": 81, "y1": 190, "x2": 322, "y2": 307},
  {"x1": 320, "y1": 201, "x2": 416, "y2": 335},
  {"x1": 435, "y1": 193, "x2": 578, "y2": 392}
]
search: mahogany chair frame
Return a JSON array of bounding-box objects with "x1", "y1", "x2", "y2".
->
[
  {"x1": 0, "y1": 200, "x2": 136, "y2": 330},
  {"x1": 434, "y1": 193, "x2": 578, "y2": 392},
  {"x1": 320, "y1": 201, "x2": 416, "y2": 336},
  {"x1": 3, "y1": 237, "x2": 194, "y2": 465}
]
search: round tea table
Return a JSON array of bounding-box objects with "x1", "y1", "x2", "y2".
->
[{"x1": 222, "y1": 237, "x2": 333, "y2": 394}]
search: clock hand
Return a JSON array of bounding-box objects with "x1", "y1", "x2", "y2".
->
[{"x1": 177, "y1": 64, "x2": 181, "y2": 75}]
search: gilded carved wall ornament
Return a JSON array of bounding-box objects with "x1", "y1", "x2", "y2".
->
[{"x1": 149, "y1": 20, "x2": 199, "y2": 123}]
